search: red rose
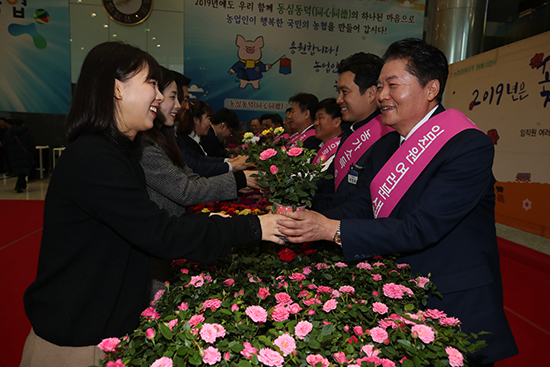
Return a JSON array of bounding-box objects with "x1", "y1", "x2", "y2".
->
[{"x1": 278, "y1": 248, "x2": 296, "y2": 262}]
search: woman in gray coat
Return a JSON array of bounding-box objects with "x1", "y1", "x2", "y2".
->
[{"x1": 140, "y1": 67, "x2": 258, "y2": 299}]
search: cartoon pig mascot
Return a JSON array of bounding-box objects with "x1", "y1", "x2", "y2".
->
[{"x1": 229, "y1": 35, "x2": 272, "y2": 90}]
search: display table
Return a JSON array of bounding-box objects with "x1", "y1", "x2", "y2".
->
[
  {"x1": 35, "y1": 145, "x2": 49, "y2": 179},
  {"x1": 52, "y1": 146, "x2": 66, "y2": 171}
]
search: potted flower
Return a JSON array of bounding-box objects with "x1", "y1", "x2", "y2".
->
[
  {"x1": 241, "y1": 132, "x2": 262, "y2": 158},
  {"x1": 250, "y1": 141, "x2": 331, "y2": 213},
  {"x1": 241, "y1": 127, "x2": 288, "y2": 157},
  {"x1": 96, "y1": 241, "x2": 487, "y2": 367}
]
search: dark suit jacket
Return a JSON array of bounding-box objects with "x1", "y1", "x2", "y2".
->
[
  {"x1": 301, "y1": 125, "x2": 322, "y2": 151},
  {"x1": 329, "y1": 106, "x2": 517, "y2": 364},
  {"x1": 313, "y1": 110, "x2": 381, "y2": 212},
  {"x1": 176, "y1": 134, "x2": 230, "y2": 178},
  {"x1": 201, "y1": 127, "x2": 228, "y2": 158},
  {"x1": 181, "y1": 133, "x2": 208, "y2": 156}
]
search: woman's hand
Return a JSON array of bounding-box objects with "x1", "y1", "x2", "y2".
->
[
  {"x1": 229, "y1": 155, "x2": 254, "y2": 171},
  {"x1": 244, "y1": 170, "x2": 262, "y2": 190},
  {"x1": 258, "y1": 213, "x2": 286, "y2": 244},
  {"x1": 209, "y1": 212, "x2": 230, "y2": 218}
]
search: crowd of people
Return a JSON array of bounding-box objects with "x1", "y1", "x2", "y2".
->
[{"x1": 19, "y1": 38, "x2": 518, "y2": 367}]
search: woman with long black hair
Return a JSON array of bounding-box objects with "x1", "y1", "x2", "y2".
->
[{"x1": 20, "y1": 42, "x2": 283, "y2": 367}]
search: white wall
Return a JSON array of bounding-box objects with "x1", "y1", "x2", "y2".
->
[{"x1": 69, "y1": 0, "x2": 184, "y2": 83}]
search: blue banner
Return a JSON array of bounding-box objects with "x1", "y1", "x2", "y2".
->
[
  {"x1": 0, "y1": 1, "x2": 71, "y2": 114},
  {"x1": 184, "y1": 0, "x2": 425, "y2": 121}
]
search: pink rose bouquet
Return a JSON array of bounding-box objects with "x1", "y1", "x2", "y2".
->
[{"x1": 249, "y1": 141, "x2": 332, "y2": 211}]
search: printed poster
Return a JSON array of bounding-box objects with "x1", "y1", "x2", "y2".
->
[
  {"x1": 0, "y1": 0, "x2": 71, "y2": 114},
  {"x1": 184, "y1": 0, "x2": 425, "y2": 121},
  {"x1": 446, "y1": 31, "x2": 550, "y2": 237}
]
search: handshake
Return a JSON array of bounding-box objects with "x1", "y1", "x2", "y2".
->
[{"x1": 258, "y1": 210, "x2": 340, "y2": 245}]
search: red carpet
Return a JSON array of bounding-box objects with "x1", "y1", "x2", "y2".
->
[
  {"x1": 496, "y1": 237, "x2": 550, "y2": 367},
  {"x1": 0, "y1": 200, "x2": 44, "y2": 367},
  {"x1": 0, "y1": 199, "x2": 548, "y2": 366}
]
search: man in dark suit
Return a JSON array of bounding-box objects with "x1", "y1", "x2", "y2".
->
[
  {"x1": 287, "y1": 92, "x2": 322, "y2": 151},
  {"x1": 201, "y1": 108, "x2": 239, "y2": 158},
  {"x1": 278, "y1": 38, "x2": 517, "y2": 366},
  {"x1": 312, "y1": 52, "x2": 386, "y2": 212}
]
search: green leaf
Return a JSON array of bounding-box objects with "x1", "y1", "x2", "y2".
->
[
  {"x1": 404, "y1": 303, "x2": 415, "y2": 312},
  {"x1": 397, "y1": 339, "x2": 417, "y2": 353},
  {"x1": 238, "y1": 360, "x2": 253, "y2": 367},
  {"x1": 309, "y1": 339, "x2": 321, "y2": 349},
  {"x1": 159, "y1": 323, "x2": 173, "y2": 340},
  {"x1": 188, "y1": 352, "x2": 202, "y2": 365},
  {"x1": 321, "y1": 323, "x2": 335, "y2": 336}
]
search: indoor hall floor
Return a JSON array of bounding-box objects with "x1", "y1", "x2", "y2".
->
[
  {"x1": 1, "y1": 172, "x2": 550, "y2": 256},
  {"x1": 0, "y1": 173, "x2": 51, "y2": 201}
]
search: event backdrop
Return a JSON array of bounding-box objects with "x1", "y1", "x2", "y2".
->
[
  {"x1": 184, "y1": 0, "x2": 425, "y2": 122},
  {"x1": 0, "y1": 0, "x2": 71, "y2": 114},
  {"x1": 446, "y1": 31, "x2": 550, "y2": 238}
]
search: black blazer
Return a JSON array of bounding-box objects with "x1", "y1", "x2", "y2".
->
[
  {"x1": 176, "y1": 134, "x2": 229, "y2": 178},
  {"x1": 201, "y1": 127, "x2": 228, "y2": 158},
  {"x1": 326, "y1": 106, "x2": 518, "y2": 364},
  {"x1": 181, "y1": 133, "x2": 207, "y2": 156},
  {"x1": 313, "y1": 110, "x2": 381, "y2": 212},
  {"x1": 301, "y1": 125, "x2": 322, "y2": 151}
]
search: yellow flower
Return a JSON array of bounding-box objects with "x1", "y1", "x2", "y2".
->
[
  {"x1": 239, "y1": 209, "x2": 252, "y2": 215},
  {"x1": 201, "y1": 208, "x2": 211, "y2": 213},
  {"x1": 261, "y1": 128, "x2": 273, "y2": 136},
  {"x1": 243, "y1": 132, "x2": 254, "y2": 140},
  {"x1": 274, "y1": 127, "x2": 285, "y2": 135}
]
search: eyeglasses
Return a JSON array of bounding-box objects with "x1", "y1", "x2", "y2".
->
[{"x1": 223, "y1": 122, "x2": 234, "y2": 134}]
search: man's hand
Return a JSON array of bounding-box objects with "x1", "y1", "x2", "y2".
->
[{"x1": 277, "y1": 210, "x2": 339, "y2": 243}]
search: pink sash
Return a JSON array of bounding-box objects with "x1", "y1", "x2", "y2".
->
[
  {"x1": 312, "y1": 137, "x2": 341, "y2": 165},
  {"x1": 370, "y1": 109, "x2": 480, "y2": 219},
  {"x1": 334, "y1": 115, "x2": 393, "y2": 189},
  {"x1": 273, "y1": 133, "x2": 290, "y2": 144},
  {"x1": 289, "y1": 128, "x2": 316, "y2": 147}
]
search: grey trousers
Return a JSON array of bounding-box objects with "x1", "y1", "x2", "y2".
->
[{"x1": 19, "y1": 329, "x2": 103, "y2": 367}]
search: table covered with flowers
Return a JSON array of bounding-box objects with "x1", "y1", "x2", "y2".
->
[
  {"x1": 97, "y1": 217, "x2": 485, "y2": 366},
  {"x1": 96, "y1": 129, "x2": 486, "y2": 367}
]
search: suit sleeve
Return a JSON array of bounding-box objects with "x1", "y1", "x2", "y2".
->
[{"x1": 177, "y1": 136, "x2": 230, "y2": 177}]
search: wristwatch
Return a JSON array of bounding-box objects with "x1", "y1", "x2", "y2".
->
[{"x1": 333, "y1": 222, "x2": 342, "y2": 246}]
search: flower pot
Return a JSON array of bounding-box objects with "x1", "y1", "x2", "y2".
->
[{"x1": 272, "y1": 202, "x2": 306, "y2": 214}]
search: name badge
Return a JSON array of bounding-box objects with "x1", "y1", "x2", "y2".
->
[{"x1": 347, "y1": 169, "x2": 358, "y2": 185}]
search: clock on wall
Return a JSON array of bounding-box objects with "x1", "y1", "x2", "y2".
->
[{"x1": 102, "y1": 0, "x2": 153, "y2": 26}]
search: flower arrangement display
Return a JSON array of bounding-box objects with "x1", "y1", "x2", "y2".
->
[
  {"x1": 96, "y1": 242, "x2": 486, "y2": 367},
  {"x1": 240, "y1": 132, "x2": 263, "y2": 158},
  {"x1": 189, "y1": 199, "x2": 271, "y2": 217},
  {"x1": 241, "y1": 127, "x2": 286, "y2": 157},
  {"x1": 251, "y1": 142, "x2": 331, "y2": 212}
]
